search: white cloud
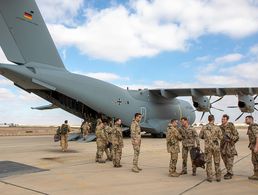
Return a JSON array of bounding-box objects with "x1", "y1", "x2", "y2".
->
[
  {"x1": 36, "y1": 0, "x2": 84, "y2": 25},
  {"x1": 74, "y1": 71, "x2": 129, "y2": 82},
  {"x1": 250, "y1": 44, "x2": 258, "y2": 55},
  {"x1": 45, "y1": 0, "x2": 258, "y2": 62},
  {"x1": 0, "y1": 88, "x2": 15, "y2": 100},
  {"x1": 215, "y1": 53, "x2": 244, "y2": 64},
  {"x1": 0, "y1": 47, "x2": 10, "y2": 64}
]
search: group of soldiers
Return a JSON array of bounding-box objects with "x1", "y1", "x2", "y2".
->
[
  {"x1": 166, "y1": 114, "x2": 258, "y2": 182},
  {"x1": 57, "y1": 113, "x2": 258, "y2": 182}
]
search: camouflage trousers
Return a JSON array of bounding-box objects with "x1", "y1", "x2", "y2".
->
[
  {"x1": 205, "y1": 148, "x2": 221, "y2": 179},
  {"x1": 60, "y1": 134, "x2": 68, "y2": 151},
  {"x1": 251, "y1": 150, "x2": 258, "y2": 172},
  {"x1": 133, "y1": 144, "x2": 141, "y2": 166},
  {"x1": 105, "y1": 143, "x2": 112, "y2": 160},
  {"x1": 96, "y1": 145, "x2": 105, "y2": 161},
  {"x1": 169, "y1": 152, "x2": 178, "y2": 173},
  {"x1": 182, "y1": 146, "x2": 196, "y2": 173},
  {"x1": 221, "y1": 155, "x2": 234, "y2": 174},
  {"x1": 112, "y1": 145, "x2": 122, "y2": 166}
]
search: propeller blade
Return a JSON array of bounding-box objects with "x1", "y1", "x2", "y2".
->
[
  {"x1": 209, "y1": 96, "x2": 212, "y2": 101},
  {"x1": 211, "y1": 97, "x2": 223, "y2": 104},
  {"x1": 255, "y1": 103, "x2": 258, "y2": 105},
  {"x1": 254, "y1": 95, "x2": 258, "y2": 100},
  {"x1": 228, "y1": 106, "x2": 238, "y2": 108},
  {"x1": 255, "y1": 107, "x2": 258, "y2": 112},
  {"x1": 235, "y1": 113, "x2": 244, "y2": 121},
  {"x1": 200, "y1": 112, "x2": 205, "y2": 121},
  {"x1": 212, "y1": 107, "x2": 224, "y2": 112}
]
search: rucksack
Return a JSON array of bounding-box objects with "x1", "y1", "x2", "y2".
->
[
  {"x1": 190, "y1": 147, "x2": 206, "y2": 169},
  {"x1": 60, "y1": 125, "x2": 68, "y2": 135}
]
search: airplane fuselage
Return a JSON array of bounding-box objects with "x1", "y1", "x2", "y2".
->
[{"x1": 0, "y1": 63, "x2": 195, "y2": 135}]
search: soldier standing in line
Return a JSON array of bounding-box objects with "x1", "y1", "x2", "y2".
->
[
  {"x1": 112, "y1": 118, "x2": 124, "y2": 168},
  {"x1": 95, "y1": 121, "x2": 108, "y2": 163},
  {"x1": 220, "y1": 114, "x2": 239, "y2": 180},
  {"x1": 166, "y1": 119, "x2": 182, "y2": 177},
  {"x1": 179, "y1": 117, "x2": 200, "y2": 176},
  {"x1": 245, "y1": 115, "x2": 258, "y2": 180},
  {"x1": 81, "y1": 120, "x2": 91, "y2": 140},
  {"x1": 103, "y1": 120, "x2": 112, "y2": 161},
  {"x1": 131, "y1": 113, "x2": 142, "y2": 173},
  {"x1": 60, "y1": 120, "x2": 71, "y2": 152},
  {"x1": 199, "y1": 115, "x2": 223, "y2": 182}
]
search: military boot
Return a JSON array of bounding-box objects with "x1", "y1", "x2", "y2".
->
[
  {"x1": 132, "y1": 166, "x2": 139, "y2": 173},
  {"x1": 169, "y1": 170, "x2": 180, "y2": 177},
  {"x1": 181, "y1": 170, "x2": 187, "y2": 175},
  {"x1": 248, "y1": 171, "x2": 258, "y2": 180},
  {"x1": 137, "y1": 165, "x2": 142, "y2": 171},
  {"x1": 98, "y1": 159, "x2": 106, "y2": 163},
  {"x1": 224, "y1": 172, "x2": 232, "y2": 180}
]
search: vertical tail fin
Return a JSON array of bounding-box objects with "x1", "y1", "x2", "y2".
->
[{"x1": 0, "y1": 0, "x2": 65, "y2": 68}]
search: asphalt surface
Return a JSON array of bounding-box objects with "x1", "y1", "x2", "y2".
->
[{"x1": 0, "y1": 130, "x2": 257, "y2": 195}]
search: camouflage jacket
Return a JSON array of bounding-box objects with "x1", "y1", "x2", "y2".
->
[
  {"x1": 199, "y1": 123, "x2": 223, "y2": 151},
  {"x1": 220, "y1": 122, "x2": 239, "y2": 156},
  {"x1": 112, "y1": 125, "x2": 124, "y2": 147},
  {"x1": 95, "y1": 125, "x2": 108, "y2": 147},
  {"x1": 247, "y1": 123, "x2": 258, "y2": 150},
  {"x1": 130, "y1": 120, "x2": 141, "y2": 146},
  {"x1": 179, "y1": 126, "x2": 200, "y2": 148},
  {"x1": 81, "y1": 122, "x2": 90, "y2": 133},
  {"x1": 104, "y1": 126, "x2": 113, "y2": 143},
  {"x1": 166, "y1": 124, "x2": 182, "y2": 153},
  {"x1": 60, "y1": 124, "x2": 71, "y2": 135}
]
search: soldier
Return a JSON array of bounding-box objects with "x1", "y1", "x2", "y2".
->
[
  {"x1": 131, "y1": 113, "x2": 142, "y2": 173},
  {"x1": 95, "y1": 121, "x2": 108, "y2": 163},
  {"x1": 245, "y1": 115, "x2": 258, "y2": 180},
  {"x1": 103, "y1": 120, "x2": 112, "y2": 161},
  {"x1": 220, "y1": 114, "x2": 239, "y2": 180},
  {"x1": 180, "y1": 117, "x2": 200, "y2": 176},
  {"x1": 199, "y1": 115, "x2": 223, "y2": 182},
  {"x1": 81, "y1": 120, "x2": 91, "y2": 140},
  {"x1": 60, "y1": 120, "x2": 71, "y2": 152},
  {"x1": 112, "y1": 118, "x2": 124, "y2": 167},
  {"x1": 166, "y1": 119, "x2": 182, "y2": 177}
]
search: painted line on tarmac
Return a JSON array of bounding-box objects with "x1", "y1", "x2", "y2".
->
[
  {"x1": 178, "y1": 153, "x2": 251, "y2": 195},
  {"x1": 0, "y1": 180, "x2": 49, "y2": 195}
]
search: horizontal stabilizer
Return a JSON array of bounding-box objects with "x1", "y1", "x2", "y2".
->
[{"x1": 31, "y1": 104, "x2": 58, "y2": 110}]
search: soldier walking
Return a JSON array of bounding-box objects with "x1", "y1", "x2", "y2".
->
[
  {"x1": 131, "y1": 113, "x2": 142, "y2": 173},
  {"x1": 166, "y1": 119, "x2": 182, "y2": 177},
  {"x1": 81, "y1": 120, "x2": 91, "y2": 140},
  {"x1": 180, "y1": 117, "x2": 200, "y2": 176},
  {"x1": 199, "y1": 115, "x2": 223, "y2": 182},
  {"x1": 220, "y1": 114, "x2": 239, "y2": 179},
  {"x1": 60, "y1": 120, "x2": 71, "y2": 152},
  {"x1": 245, "y1": 115, "x2": 258, "y2": 180},
  {"x1": 112, "y1": 118, "x2": 124, "y2": 167}
]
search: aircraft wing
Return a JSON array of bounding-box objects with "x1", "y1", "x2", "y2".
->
[
  {"x1": 31, "y1": 104, "x2": 58, "y2": 110},
  {"x1": 149, "y1": 87, "x2": 258, "y2": 98}
]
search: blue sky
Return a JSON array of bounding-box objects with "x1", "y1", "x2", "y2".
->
[{"x1": 1, "y1": 0, "x2": 258, "y2": 125}]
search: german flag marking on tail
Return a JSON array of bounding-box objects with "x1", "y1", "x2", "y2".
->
[{"x1": 24, "y1": 12, "x2": 32, "y2": 20}]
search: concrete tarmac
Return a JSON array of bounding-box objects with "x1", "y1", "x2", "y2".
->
[{"x1": 0, "y1": 130, "x2": 257, "y2": 195}]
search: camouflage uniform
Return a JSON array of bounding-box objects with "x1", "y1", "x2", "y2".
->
[
  {"x1": 247, "y1": 123, "x2": 258, "y2": 180},
  {"x1": 220, "y1": 122, "x2": 239, "y2": 176},
  {"x1": 104, "y1": 125, "x2": 113, "y2": 161},
  {"x1": 82, "y1": 121, "x2": 90, "y2": 138},
  {"x1": 60, "y1": 124, "x2": 71, "y2": 152},
  {"x1": 199, "y1": 123, "x2": 223, "y2": 181},
  {"x1": 180, "y1": 126, "x2": 200, "y2": 174},
  {"x1": 112, "y1": 124, "x2": 124, "y2": 167},
  {"x1": 131, "y1": 119, "x2": 142, "y2": 172},
  {"x1": 95, "y1": 124, "x2": 108, "y2": 163},
  {"x1": 166, "y1": 124, "x2": 182, "y2": 177}
]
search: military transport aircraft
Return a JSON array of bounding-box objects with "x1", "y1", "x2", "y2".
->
[{"x1": 0, "y1": 0, "x2": 257, "y2": 137}]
